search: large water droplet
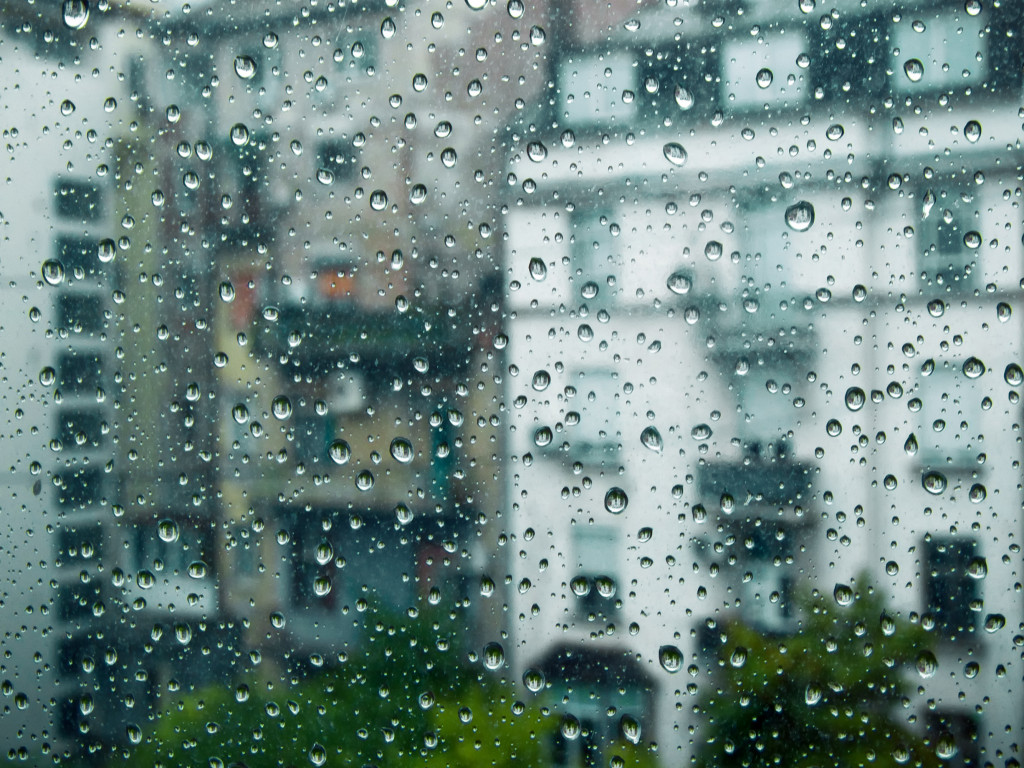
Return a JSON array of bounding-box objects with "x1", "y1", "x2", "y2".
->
[
  {"x1": 962, "y1": 357, "x2": 985, "y2": 379},
  {"x1": 620, "y1": 714, "x2": 641, "y2": 745},
  {"x1": 329, "y1": 439, "x2": 351, "y2": 465},
  {"x1": 916, "y1": 650, "x2": 938, "y2": 678},
  {"x1": 230, "y1": 123, "x2": 250, "y2": 146},
  {"x1": 667, "y1": 271, "x2": 692, "y2": 295},
  {"x1": 658, "y1": 645, "x2": 682, "y2": 673},
  {"x1": 604, "y1": 487, "x2": 628, "y2": 514},
  {"x1": 466, "y1": 0, "x2": 488, "y2": 9},
  {"x1": 531, "y1": 370, "x2": 550, "y2": 391},
  {"x1": 158, "y1": 519, "x2": 179, "y2": 543},
  {"x1": 309, "y1": 743, "x2": 327, "y2": 767},
  {"x1": 528, "y1": 257, "x2": 547, "y2": 281},
  {"x1": 922, "y1": 471, "x2": 947, "y2": 495},
  {"x1": 62, "y1": 0, "x2": 89, "y2": 30},
  {"x1": 663, "y1": 142, "x2": 687, "y2": 167},
  {"x1": 804, "y1": 683, "x2": 822, "y2": 706},
  {"x1": 984, "y1": 613, "x2": 1005, "y2": 633},
  {"x1": 844, "y1": 386, "x2": 866, "y2": 411},
  {"x1": 640, "y1": 426, "x2": 663, "y2": 453},
  {"x1": 482, "y1": 642, "x2": 505, "y2": 670},
  {"x1": 964, "y1": 120, "x2": 982, "y2": 143},
  {"x1": 903, "y1": 58, "x2": 924, "y2": 82},
  {"x1": 390, "y1": 437, "x2": 414, "y2": 464},
  {"x1": 234, "y1": 55, "x2": 258, "y2": 80},
  {"x1": 833, "y1": 583, "x2": 854, "y2": 606},
  {"x1": 674, "y1": 85, "x2": 694, "y2": 110},
  {"x1": 526, "y1": 141, "x2": 548, "y2": 162},
  {"x1": 755, "y1": 67, "x2": 774, "y2": 89},
  {"x1": 523, "y1": 668, "x2": 545, "y2": 692},
  {"x1": 785, "y1": 201, "x2": 815, "y2": 232}
]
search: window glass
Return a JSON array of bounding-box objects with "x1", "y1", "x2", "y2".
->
[{"x1": 2, "y1": 1, "x2": 1022, "y2": 767}]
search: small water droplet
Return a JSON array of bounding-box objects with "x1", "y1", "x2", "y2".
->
[
  {"x1": 604, "y1": 487, "x2": 628, "y2": 515},
  {"x1": 785, "y1": 200, "x2": 815, "y2": 232},
  {"x1": 984, "y1": 613, "x2": 1005, "y2": 633},
  {"x1": 964, "y1": 120, "x2": 982, "y2": 143},
  {"x1": 663, "y1": 142, "x2": 687, "y2": 167},
  {"x1": 804, "y1": 683, "x2": 822, "y2": 706},
  {"x1": 380, "y1": 16, "x2": 397, "y2": 39},
  {"x1": 755, "y1": 68, "x2": 774, "y2": 89},
  {"x1": 158, "y1": 519, "x2": 179, "y2": 543},
  {"x1": 41, "y1": 260, "x2": 65, "y2": 285},
  {"x1": 968, "y1": 483, "x2": 987, "y2": 503},
  {"x1": 60, "y1": 99, "x2": 76, "y2": 116},
  {"x1": 640, "y1": 426, "x2": 663, "y2": 453},
  {"x1": 729, "y1": 646, "x2": 748, "y2": 667},
  {"x1": 825, "y1": 123, "x2": 845, "y2": 141},
  {"x1": 309, "y1": 743, "x2": 327, "y2": 767},
  {"x1": 927, "y1": 298, "x2": 945, "y2": 317},
  {"x1": 369, "y1": 189, "x2": 388, "y2": 211},
  {"x1": 531, "y1": 370, "x2": 550, "y2": 391},
  {"x1": 691, "y1": 423, "x2": 712, "y2": 441},
  {"x1": 904, "y1": 433, "x2": 918, "y2": 456},
  {"x1": 964, "y1": 661, "x2": 980, "y2": 678},
  {"x1": 271, "y1": 395, "x2": 292, "y2": 420},
  {"x1": 704, "y1": 240, "x2": 723, "y2": 261},
  {"x1": 528, "y1": 257, "x2": 547, "y2": 281},
  {"x1": 966, "y1": 556, "x2": 988, "y2": 579},
  {"x1": 826, "y1": 419, "x2": 842, "y2": 437},
  {"x1": 963, "y1": 230, "x2": 982, "y2": 249}
]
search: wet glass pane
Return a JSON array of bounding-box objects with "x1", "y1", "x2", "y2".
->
[{"x1": 1, "y1": 1, "x2": 1021, "y2": 767}]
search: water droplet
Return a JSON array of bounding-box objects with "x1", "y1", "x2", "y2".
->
[
  {"x1": 984, "y1": 613, "x2": 1005, "y2": 633},
  {"x1": 380, "y1": 16, "x2": 396, "y2": 39},
  {"x1": 904, "y1": 433, "x2": 918, "y2": 456},
  {"x1": 962, "y1": 357, "x2": 985, "y2": 379},
  {"x1": 482, "y1": 642, "x2": 505, "y2": 670},
  {"x1": 369, "y1": 190, "x2": 388, "y2": 211},
  {"x1": 755, "y1": 68, "x2": 774, "y2": 89},
  {"x1": 704, "y1": 241, "x2": 723, "y2": 261},
  {"x1": 805, "y1": 683, "x2": 822, "y2": 706},
  {"x1": 844, "y1": 386, "x2": 866, "y2": 411},
  {"x1": 534, "y1": 426, "x2": 553, "y2": 447},
  {"x1": 528, "y1": 257, "x2": 547, "y2": 281},
  {"x1": 997, "y1": 302, "x2": 1012, "y2": 322},
  {"x1": 604, "y1": 487, "x2": 628, "y2": 515},
  {"x1": 964, "y1": 661, "x2": 980, "y2": 678},
  {"x1": 309, "y1": 743, "x2": 327, "y2": 767},
  {"x1": 663, "y1": 142, "x2": 687, "y2": 167},
  {"x1": 927, "y1": 298, "x2": 945, "y2": 317},
  {"x1": 785, "y1": 200, "x2": 815, "y2": 232},
  {"x1": 833, "y1": 583, "x2": 854, "y2": 606},
  {"x1": 671, "y1": 86, "x2": 695, "y2": 112},
  {"x1": 1004, "y1": 363, "x2": 1023, "y2": 387},
  {"x1": 967, "y1": 556, "x2": 988, "y2": 579},
  {"x1": 329, "y1": 439, "x2": 351, "y2": 465},
  {"x1": 507, "y1": 0, "x2": 525, "y2": 17},
  {"x1": 271, "y1": 395, "x2": 292, "y2": 420},
  {"x1": 885, "y1": 560, "x2": 900, "y2": 576},
  {"x1": 355, "y1": 470, "x2": 374, "y2": 491},
  {"x1": 41, "y1": 260, "x2": 65, "y2": 285},
  {"x1": 667, "y1": 271, "x2": 692, "y2": 295},
  {"x1": 561, "y1": 715, "x2": 581, "y2": 739},
  {"x1": 390, "y1": 437, "x2": 414, "y2": 464},
  {"x1": 963, "y1": 230, "x2": 982, "y2": 249},
  {"x1": 60, "y1": 99, "x2": 75, "y2": 116},
  {"x1": 922, "y1": 471, "x2": 948, "y2": 495},
  {"x1": 936, "y1": 735, "x2": 958, "y2": 761},
  {"x1": 531, "y1": 370, "x2": 550, "y2": 391},
  {"x1": 640, "y1": 426, "x2": 663, "y2": 453},
  {"x1": 968, "y1": 483, "x2": 987, "y2": 503},
  {"x1": 964, "y1": 120, "x2": 982, "y2": 143},
  {"x1": 903, "y1": 58, "x2": 924, "y2": 82},
  {"x1": 97, "y1": 238, "x2": 116, "y2": 263},
  {"x1": 234, "y1": 55, "x2": 258, "y2": 80},
  {"x1": 62, "y1": 0, "x2": 89, "y2": 29},
  {"x1": 526, "y1": 141, "x2": 547, "y2": 162},
  {"x1": 658, "y1": 645, "x2": 682, "y2": 673},
  {"x1": 916, "y1": 650, "x2": 938, "y2": 678},
  {"x1": 157, "y1": 519, "x2": 179, "y2": 543},
  {"x1": 729, "y1": 646, "x2": 748, "y2": 667},
  {"x1": 826, "y1": 419, "x2": 843, "y2": 437},
  {"x1": 825, "y1": 123, "x2": 845, "y2": 141},
  {"x1": 523, "y1": 668, "x2": 545, "y2": 692},
  {"x1": 440, "y1": 147, "x2": 458, "y2": 168},
  {"x1": 620, "y1": 714, "x2": 641, "y2": 744},
  {"x1": 529, "y1": 25, "x2": 546, "y2": 45},
  {"x1": 187, "y1": 560, "x2": 208, "y2": 579}
]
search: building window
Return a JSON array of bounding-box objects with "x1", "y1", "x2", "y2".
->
[
  {"x1": 924, "y1": 536, "x2": 980, "y2": 641},
  {"x1": 55, "y1": 468, "x2": 104, "y2": 510},
  {"x1": 915, "y1": 361, "x2": 984, "y2": 468},
  {"x1": 56, "y1": 236, "x2": 101, "y2": 281},
  {"x1": 926, "y1": 710, "x2": 980, "y2": 768},
  {"x1": 57, "y1": 352, "x2": 104, "y2": 394},
  {"x1": 57, "y1": 294, "x2": 105, "y2": 334},
  {"x1": 317, "y1": 141, "x2": 358, "y2": 185},
  {"x1": 57, "y1": 409, "x2": 105, "y2": 451},
  {"x1": 918, "y1": 194, "x2": 979, "y2": 290},
  {"x1": 720, "y1": 29, "x2": 808, "y2": 109},
  {"x1": 54, "y1": 179, "x2": 102, "y2": 221},
  {"x1": 891, "y1": 10, "x2": 986, "y2": 93},
  {"x1": 812, "y1": 12, "x2": 889, "y2": 102},
  {"x1": 571, "y1": 526, "x2": 619, "y2": 621},
  {"x1": 568, "y1": 369, "x2": 619, "y2": 463},
  {"x1": 556, "y1": 51, "x2": 638, "y2": 127}
]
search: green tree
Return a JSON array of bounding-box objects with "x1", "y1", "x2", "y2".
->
[{"x1": 695, "y1": 581, "x2": 942, "y2": 768}]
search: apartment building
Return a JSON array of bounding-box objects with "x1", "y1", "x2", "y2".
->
[{"x1": 501, "y1": 0, "x2": 1024, "y2": 765}]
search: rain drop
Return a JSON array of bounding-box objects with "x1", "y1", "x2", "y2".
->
[
  {"x1": 922, "y1": 471, "x2": 948, "y2": 495},
  {"x1": 234, "y1": 55, "x2": 258, "y2": 80},
  {"x1": 674, "y1": 85, "x2": 695, "y2": 110},
  {"x1": 526, "y1": 141, "x2": 548, "y2": 162},
  {"x1": 916, "y1": 650, "x2": 938, "y2": 678},
  {"x1": 844, "y1": 387, "x2": 866, "y2": 412},
  {"x1": 658, "y1": 645, "x2": 682, "y2": 673},
  {"x1": 604, "y1": 487, "x2": 628, "y2": 515},
  {"x1": 964, "y1": 120, "x2": 982, "y2": 143},
  {"x1": 785, "y1": 201, "x2": 815, "y2": 232},
  {"x1": 833, "y1": 583, "x2": 854, "y2": 606},
  {"x1": 640, "y1": 426, "x2": 663, "y2": 453},
  {"x1": 755, "y1": 68, "x2": 774, "y2": 88},
  {"x1": 523, "y1": 668, "x2": 545, "y2": 692},
  {"x1": 962, "y1": 357, "x2": 985, "y2": 379},
  {"x1": 903, "y1": 58, "x2": 924, "y2": 82},
  {"x1": 329, "y1": 439, "x2": 352, "y2": 465},
  {"x1": 62, "y1": 0, "x2": 89, "y2": 30},
  {"x1": 1004, "y1": 363, "x2": 1023, "y2": 386},
  {"x1": 390, "y1": 437, "x2": 414, "y2": 464},
  {"x1": 667, "y1": 271, "x2": 692, "y2": 295},
  {"x1": 482, "y1": 642, "x2": 505, "y2": 670},
  {"x1": 663, "y1": 142, "x2": 687, "y2": 167}
]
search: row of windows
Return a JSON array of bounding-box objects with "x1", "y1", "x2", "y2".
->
[{"x1": 552, "y1": 7, "x2": 1020, "y2": 127}]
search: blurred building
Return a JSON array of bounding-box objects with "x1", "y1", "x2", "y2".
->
[{"x1": 501, "y1": 0, "x2": 1024, "y2": 765}]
